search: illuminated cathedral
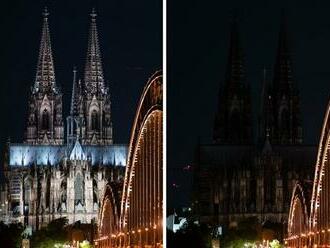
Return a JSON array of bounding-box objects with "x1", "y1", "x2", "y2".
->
[{"x1": 0, "y1": 8, "x2": 127, "y2": 230}]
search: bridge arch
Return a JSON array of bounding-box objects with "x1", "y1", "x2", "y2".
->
[
  {"x1": 287, "y1": 181, "x2": 312, "y2": 247},
  {"x1": 286, "y1": 100, "x2": 330, "y2": 247},
  {"x1": 97, "y1": 184, "x2": 119, "y2": 247},
  {"x1": 96, "y1": 71, "x2": 163, "y2": 248},
  {"x1": 120, "y1": 71, "x2": 163, "y2": 247}
]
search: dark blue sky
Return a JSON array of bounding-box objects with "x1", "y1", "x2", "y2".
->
[
  {"x1": 168, "y1": 2, "x2": 330, "y2": 209},
  {"x1": 0, "y1": 0, "x2": 162, "y2": 154}
]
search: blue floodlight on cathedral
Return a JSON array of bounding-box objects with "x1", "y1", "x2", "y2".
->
[{"x1": 9, "y1": 143, "x2": 128, "y2": 167}]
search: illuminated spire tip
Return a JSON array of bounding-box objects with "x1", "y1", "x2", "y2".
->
[
  {"x1": 43, "y1": 6, "x2": 49, "y2": 18},
  {"x1": 90, "y1": 8, "x2": 97, "y2": 19}
]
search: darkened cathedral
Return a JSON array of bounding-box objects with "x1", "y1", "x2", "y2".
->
[
  {"x1": 193, "y1": 14, "x2": 316, "y2": 231},
  {"x1": 0, "y1": 9, "x2": 128, "y2": 230}
]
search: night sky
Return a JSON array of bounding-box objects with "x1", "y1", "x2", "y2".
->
[
  {"x1": 168, "y1": 2, "x2": 330, "y2": 209},
  {"x1": 0, "y1": 0, "x2": 162, "y2": 159}
]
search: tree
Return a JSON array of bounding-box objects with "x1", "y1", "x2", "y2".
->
[
  {"x1": 0, "y1": 221, "x2": 24, "y2": 248},
  {"x1": 31, "y1": 217, "x2": 69, "y2": 248}
]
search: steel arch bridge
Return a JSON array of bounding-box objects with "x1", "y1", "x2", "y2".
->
[
  {"x1": 286, "y1": 101, "x2": 330, "y2": 247},
  {"x1": 98, "y1": 184, "x2": 120, "y2": 239},
  {"x1": 95, "y1": 71, "x2": 163, "y2": 248},
  {"x1": 287, "y1": 181, "x2": 312, "y2": 247}
]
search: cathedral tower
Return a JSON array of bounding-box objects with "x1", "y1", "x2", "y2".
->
[
  {"x1": 25, "y1": 8, "x2": 64, "y2": 145},
  {"x1": 213, "y1": 17, "x2": 252, "y2": 144},
  {"x1": 81, "y1": 9, "x2": 113, "y2": 145},
  {"x1": 258, "y1": 69, "x2": 274, "y2": 144},
  {"x1": 270, "y1": 12, "x2": 302, "y2": 145},
  {"x1": 67, "y1": 68, "x2": 84, "y2": 145}
]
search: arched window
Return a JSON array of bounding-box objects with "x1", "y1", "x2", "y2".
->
[
  {"x1": 24, "y1": 180, "x2": 32, "y2": 202},
  {"x1": 280, "y1": 108, "x2": 290, "y2": 130},
  {"x1": 230, "y1": 110, "x2": 241, "y2": 141},
  {"x1": 74, "y1": 173, "x2": 84, "y2": 205},
  {"x1": 91, "y1": 110, "x2": 99, "y2": 131},
  {"x1": 42, "y1": 109, "x2": 49, "y2": 130}
]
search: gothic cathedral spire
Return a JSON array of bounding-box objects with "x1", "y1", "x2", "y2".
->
[
  {"x1": 84, "y1": 8, "x2": 105, "y2": 95},
  {"x1": 81, "y1": 9, "x2": 113, "y2": 145},
  {"x1": 70, "y1": 67, "x2": 81, "y2": 116},
  {"x1": 271, "y1": 11, "x2": 303, "y2": 144},
  {"x1": 67, "y1": 67, "x2": 84, "y2": 145},
  {"x1": 34, "y1": 7, "x2": 57, "y2": 94},
  {"x1": 25, "y1": 7, "x2": 64, "y2": 145},
  {"x1": 213, "y1": 16, "x2": 252, "y2": 144},
  {"x1": 258, "y1": 68, "x2": 274, "y2": 144}
]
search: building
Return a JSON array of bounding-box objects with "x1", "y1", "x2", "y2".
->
[
  {"x1": 0, "y1": 8, "x2": 127, "y2": 230},
  {"x1": 193, "y1": 14, "x2": 316, "y2": 233}
]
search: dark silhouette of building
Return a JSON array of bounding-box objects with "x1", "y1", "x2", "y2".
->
[{"x1": 194, "y1": 13, "x2": 315, "y2": 231}]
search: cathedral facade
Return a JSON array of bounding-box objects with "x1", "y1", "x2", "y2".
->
[
  {"x1": 193, "y1": 14, "x2": 316, "y2": 233},
  {"x1": 0, "y1": 9, "x2": 127, "y2": 230}
]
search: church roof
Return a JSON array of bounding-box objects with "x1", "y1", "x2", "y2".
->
[
  {"x1": 9, "y1": 143, "x2": 128, "y2": 167},
  {"x1": 198, "y1": 143, "x2": 316, "y2": 170},
  {"x1": 69, "y1": 140, "x2": 87, "y2": 160}
]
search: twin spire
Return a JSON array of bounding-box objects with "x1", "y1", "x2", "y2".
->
[
  {"x1": 214, "y1": 11, "x2": 302, "y2": 145},
  {"x1": 34, "y1": 7, "x2": 56, "y2": 93},
  {"x1": 34, "y1": 7, "x2": 105, "y2": 97},
  {"x1": 84, "y1": 8, "x2": 105, "y2": 95},
  {"x1": 224, "y1": 15, "x2": 245, "y2": 92},
  {"x1": 273, "y1": 11, "x2": 295, "y2": 92}
]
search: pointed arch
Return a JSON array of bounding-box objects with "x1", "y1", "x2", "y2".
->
[
  {"x1": 42, "y1": 109, "x2": 50, "y2": 130},
  {"x1": 74, "y1": 172, "x2": 85, "y2": 206},
  {"x1": 23, "y1": 176, "x2": 33, "y2": 215},
  {"x1": 88, "y1": 97, "x2": 100, "y2": 132},
  {"x1": 120, "y1": 71, "x2": 163, "y2": 247},
  {"x1": 286, "y1": 100, "x2": 330, "y2": 247},
  {"x1": 288, "y1": 182, "x2": 311, "y2": 236},
  {"x1": 98, "y1": 184, "x2": 119, "y2": 237},
  {"x1": 279, "y1": 107, "x2": 290, "y2": 134},
  {"x1": 91, "y1": 109, "x2": 99, "y2": 131},
  {"x1": 229, "y1": 108, "x2": 241, "y2": 142}
]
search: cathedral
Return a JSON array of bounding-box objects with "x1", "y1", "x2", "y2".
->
[
  {"x1": 0, "y1": 9, "x2": 127, "y2": 230},
  {"x1": 193, "y1": 13, "x2": 316, "y2": 234}
]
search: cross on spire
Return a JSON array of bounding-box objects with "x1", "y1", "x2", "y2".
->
[
  {"x1": 43, "y1": 6, "x2": 49, "y2": 18},
  {"x1": 90, "y1": 8, "x2": 97, "y2": 19}
]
